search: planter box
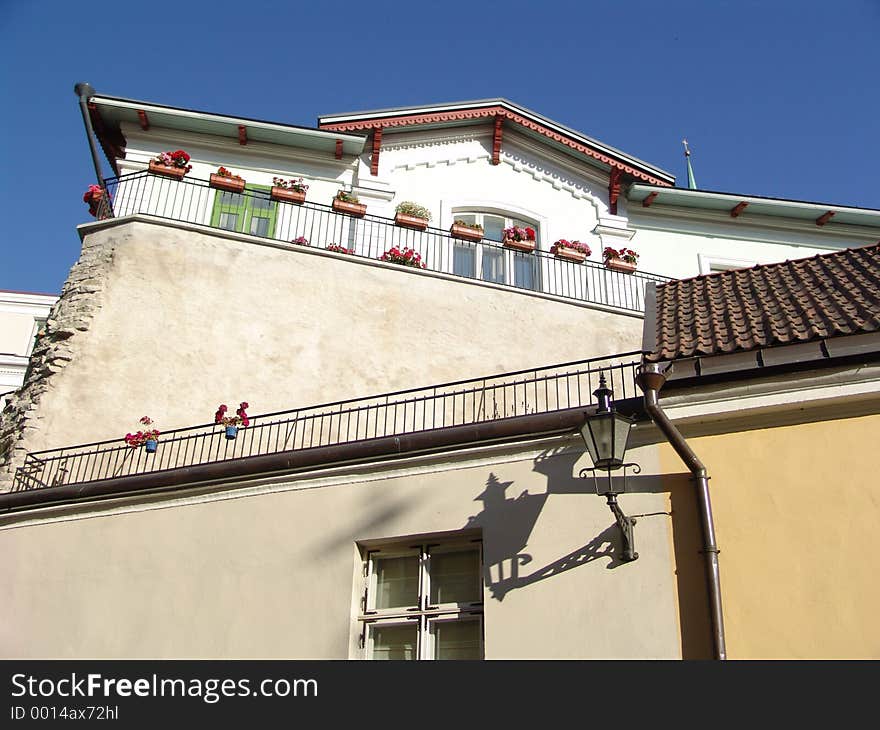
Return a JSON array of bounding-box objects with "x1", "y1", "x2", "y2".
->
[
  {"x1": 553, "y1": 246, "x2": 587, "y2": 263},
  {"x1": 605, "y1": 257, "x2": 637, "y2": 274},
  {"x1": 503, "y1": 238, "x2": 536, "y2": 253},
  {"x1": 394, "y1": 212, "x2": 429, "y2": 231},
  {"x1": 449, "y1": 223, "x2": 483, "y2": 242},
  {"x1": 332, "y1": 198, "x2": 367, "y2": 217},
  {"x1": 270, "y1": 186, "x2": 306, "y2": 204},
  {"x1": 148, "y1": 161, "x2": 187, "y2": 180},
  {"x1": 209, "y1": 174, "x2": 246, "y2": 193}
]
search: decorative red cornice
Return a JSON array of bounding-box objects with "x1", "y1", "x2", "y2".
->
[
  {"x1": 730, "y1": 201, "x2": 748, "y2": 218},
  {"x1": 609, "y1": 168, "x2": 622, "y2": 215},
  {"x1": 320, "y1": 106, "x2": 671, "y2": 185},
  {"x1": 238, "y1": 125, "x2": 248, "y2": 145},
  {"x1": 137, "y1": 110, "x2": 150, "y2": 131},
  {"x1": 371, "y1": 126, "x2": 382, "y2": 176}
]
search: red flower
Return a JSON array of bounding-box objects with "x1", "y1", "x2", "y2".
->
[{"x1": 214, "y1": 404, "x2": 228, "y2": 424}]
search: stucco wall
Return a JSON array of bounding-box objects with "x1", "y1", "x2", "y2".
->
[
  {"x1": 5, "y1": 218, "x2": 642, "y2": 464},
  {"x1": 659, "y1": 413, "x2": 880, "y2": 659},
  {"x1": 0, "y1": 438, "x2": 686, "y2": 659}
]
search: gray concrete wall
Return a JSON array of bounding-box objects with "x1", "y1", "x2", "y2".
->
[
  {"x1": 1, "y1": 217, "x2": 643, "y2": 486},
  {"x1": 0, "y1": 437, "x2": 683, "y2": 659}
]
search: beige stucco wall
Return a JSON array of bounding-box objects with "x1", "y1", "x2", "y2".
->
[
  {"x1": 0, "y1": 437, "x2": 685, "y2": 659},
  {"x1": 13, "y1": 217, "x2": 642, "y2": 456},
  {"x1": 660, "y1": 413, "x2": 880, "y2": 659}
]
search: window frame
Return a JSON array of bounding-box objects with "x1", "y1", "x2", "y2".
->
[
  {"x1": 209, "y1": 184, "x2": 277, "y2": 238},
  {"x1": 359, "y1": 537, "x2": 484, "y2": 660},
  {"x1": 451, "y1": 210, "x2": 541, "y2": 291}
]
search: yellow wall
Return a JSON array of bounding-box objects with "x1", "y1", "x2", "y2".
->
[{"x1": 661, "y1": 413, "x2": 880, "y2": 659}]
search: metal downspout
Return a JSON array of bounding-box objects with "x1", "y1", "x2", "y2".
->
[
  {"x1": 637, "y1": 362, "x2": 727, "y2": 660},
  {"x1": 74, "y1": 82, "x2": 107, "y2": 190}
]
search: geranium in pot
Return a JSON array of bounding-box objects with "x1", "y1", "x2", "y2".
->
[
  {"x1": 325, "y1": 243, "x2": 355, "y2": 255},
  {"x1": 215, "y1": 402, "x2": 250, "y2": 440},
  {"x1": 331, "y1": 190, "x2": 367, "y2": 217},
  {"x1": 271, "y1": 176, "x2": 308, "y2": 204},
  {"x1": 502, "y1": 226, "x2": 537, "y2": 253},
  {"x1": 148, "y1": 149, "x2": 192, "y2": 180},
  {"x1": 82, "y1": 184, "x2": 111, "y2": 219},
  {"x1": 551, "y1": 239, "x2": 592, "y2": 264},
  {"x1": 379, "y1": 246, "x2": 427, "y2": 269},
  {"x1": 394, "y1": 201, "x2": 431, "y2": 231},
  {"x1": 210, "y1": 166, "x2": 246, "y2": 193},
  {"x1": 603, "y1": 246, "x2": 639, "y2": 273},
  {"x1": 124, "y1": 416, "x2": 161, "y2": 453},
  {"x1": 450, "y1": 219, "x2": 484, "y2": 242}
]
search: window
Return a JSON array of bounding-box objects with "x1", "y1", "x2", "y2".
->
[
  {"x1": 452, "y1": 212, "x2": 540, "y2": 291},
  {"x1": 28, "y1": 318, "x2": 47, "y2": 355},
  {"x1": 210, "y1": 186, "x2": 277, "y2": 238},
  {"x1": 359, "y1": 538, "x2": 484, "y2": 660}
]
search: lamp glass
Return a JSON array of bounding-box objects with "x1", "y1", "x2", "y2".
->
[{"x1": 580, "y1": 411, "x2": 634, "y2": 470}]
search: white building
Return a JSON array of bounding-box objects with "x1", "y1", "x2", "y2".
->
[
  {"x1": 0, "y1": 291, "x2": 57, "y2": 409},
  {"x1": 1, "y1": 92, "x2": 879, "y2": 660}
]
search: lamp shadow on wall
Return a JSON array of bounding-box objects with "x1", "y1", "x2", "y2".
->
[
  {"x1": 463, "y1": 447, "x2": 642, "y2": 603},
  {"x1": 466, "y1": 448, "x2": 713, "y2": 659}
]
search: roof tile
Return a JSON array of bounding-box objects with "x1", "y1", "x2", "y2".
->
[{"x1": 646, "y1": 243, "x2": 880, "y2": 361}]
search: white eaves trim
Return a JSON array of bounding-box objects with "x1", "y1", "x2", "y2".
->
[{"x1": 92, "y1": 96, "x2": 367, "y2": 148}]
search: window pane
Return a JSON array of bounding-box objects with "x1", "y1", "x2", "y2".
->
[
  {"x1": 219, "y1": 212, "x2": 238, "y2": 231},
  {"x1": 513, "y1": 252, "x2": 536, "y2": 290},
  {"x1": 219, "y1": 191, "x2": 242, "y2": 206},
  {"x1": 251, "y1": 194, "x2": 272, "y2": 211},
  {"x1": 482, "y1": 248, "x2": 504, "y2": 284},
  {"x1": 370, "y1": 624, "x2": 418, "y2": 660},
  {"x1": 430, "y1": 550, "x2": 480, "y2": 605},
  {"x1": 434, "y1": 620, "x2": 482, "y2": 660},
  {"x1": 453, "y1": 243, "x2": 476, "y2": 277},
  {"x1": 250, "y1": 215, "x2": 270, "y2": 237},
  {"x1": 454, "y1": 214, "x2": 476, "y2": 225},
  {"x1": 374, "y1": 555, "x2": 419, "y2": 609},
  {"x1": 483, "y1": 216, "x2": 504, "y2": 242}
]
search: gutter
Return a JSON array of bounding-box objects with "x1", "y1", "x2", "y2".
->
[
  {"x1": 0, "y1": 403, "x2": 645, "y2": 514},
  {"x1": 637, "y1": 362, "x2": 727, "y2": 660}
]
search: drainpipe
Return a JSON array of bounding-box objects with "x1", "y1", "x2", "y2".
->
[
  {"x1": 637, "y1": 362, "x2": 727, "y2": 660},
  {"x1": 73, "y1": 82, "x2": 106, "y2": 190}
]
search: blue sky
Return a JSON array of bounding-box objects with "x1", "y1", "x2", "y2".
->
[{"x1": 1, "y1": 0, "x2": 878, "y2": 294}]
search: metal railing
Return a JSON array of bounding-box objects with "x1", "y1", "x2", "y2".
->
[
  {"x1": 100, "y1": 172, "x2": 669, "y2": 313},
  {"x1": 13, "y1": 352, "x2": 644, "y2": 491}
]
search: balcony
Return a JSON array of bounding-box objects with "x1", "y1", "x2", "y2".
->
[
  {"x1": 99, "y1": 172, "x2": 670, "y2": 314},
  {"x1": 12, "y1": 352, "x2": 644, "y2": 499}
]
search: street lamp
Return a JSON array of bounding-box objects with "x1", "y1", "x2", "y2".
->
[{"x1": 579, "y1": 373, "x2": 640, "y2": 562}]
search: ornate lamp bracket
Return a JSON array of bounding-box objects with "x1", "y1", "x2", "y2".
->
[{"x1": 579, "y1": 463, "x2": 641, "y2": 562}]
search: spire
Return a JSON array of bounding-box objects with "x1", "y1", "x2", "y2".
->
[{"x1": 682, "y1": 139, "x2": 697, "y2": 190}]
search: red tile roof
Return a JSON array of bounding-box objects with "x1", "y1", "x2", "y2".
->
[{"x1": 645, "y1": 243, "x2": 880, "y2": 362}]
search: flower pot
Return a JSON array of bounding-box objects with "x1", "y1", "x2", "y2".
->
[
  {"x1": 148, "y1": 160, "x2": 187, "y2": 180},
  {"x1": 225, "y1": 425, "x2": 239, "y2": 440},
  {"x1": 449, "y1": 223, "x2": 483, "y2": 242},
  {"x1": 145, "y1": 439, "x2": 158, "y2": 453},
  {"x1": 394, "y1": 212, "x2": 429, "y2": 231},
  {"x1": 270, "y1": 186, "x2": 306, "y2": 204},
  {"x1": 503, "y1": 238, "x2": 536, "y2": 253},
  {"x1": 332, "y1": 198, "x2": 367, "y2": 217},
  {"x1": 554, "y1": 246, "x2": 587, "y2": 263},
  {"x1": 210, "y1": 174, "x2": 246, "y2": 193},
  {"x1": 605, "y1": 257, "x2": 637, "y2": 274}
]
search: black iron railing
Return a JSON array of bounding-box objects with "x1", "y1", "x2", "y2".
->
[
  {"x1": 100, "y1": 172, "x2": 669, "y2": 313},
  {"x1": 13, "y1": 352, "x2": 644, "y2": 491}
]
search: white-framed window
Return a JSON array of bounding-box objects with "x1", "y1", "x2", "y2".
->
[
  {"x1": 358, "y1": 538, "x2": 484, "y2": 660},
  {"x1": 452, "y1": 211, "x2": 540, "y2": 291},
  {"x1": 28, "y1": 317, "x2": 47, "y2": 356}
]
